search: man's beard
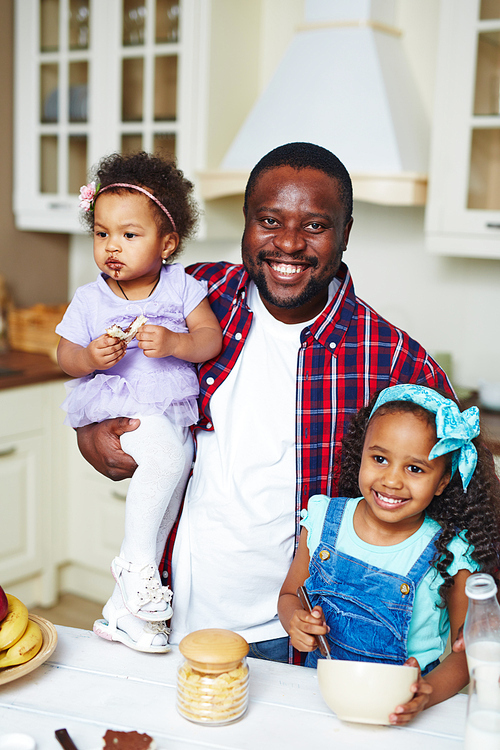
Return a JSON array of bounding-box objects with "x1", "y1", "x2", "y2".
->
[{"x1": 242, "y1": 250, "x2": 340, "y2": 310}]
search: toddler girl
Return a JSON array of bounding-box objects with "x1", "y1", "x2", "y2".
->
[
  {"x1": 56, "y1": 152, "x2": 222, "y2": 653},
  {"x1": 279, "y1": 384, "x2": 500, "y2": 723}
]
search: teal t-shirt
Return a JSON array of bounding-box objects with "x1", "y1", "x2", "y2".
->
[{"x1": 301, "y1": 495, "x2": 479, "y2": 670}]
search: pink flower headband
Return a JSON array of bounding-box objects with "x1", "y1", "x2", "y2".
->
[{"x1": 79, "y1": 181, "x2": 176, "y2": 232}]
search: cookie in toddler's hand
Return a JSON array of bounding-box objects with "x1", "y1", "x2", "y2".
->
[{"x1": 106, "y1": 315, "x2": 148, "y2": 343}]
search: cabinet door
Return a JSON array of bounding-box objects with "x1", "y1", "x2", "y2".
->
[
  {"x1": 14, "y1": 0, "x2": 208, "y2": 233},
  {"x1": 14, "y1": 0, "x2": 92, "y2": 232},
  {"x1": 426, "y1": 0, "x2": 500, "y2": 257},
  {"x1": 0, "y1": 382, "x2": 66, "y2": 606},
  {"x1": 63, "y1": 433, "x2": 128, "y2": 601},
  {"x1": 0, "y1": 434, "x2": 46, "y2": 585}
]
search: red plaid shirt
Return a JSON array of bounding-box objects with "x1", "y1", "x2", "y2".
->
[{"x1": 163, "y1": 261, "x2": 453, "y2": 655}]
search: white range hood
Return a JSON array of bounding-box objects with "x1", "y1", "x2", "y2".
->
[{"x1": 200, "y1": 0, "x2": 429, "y2": 206}]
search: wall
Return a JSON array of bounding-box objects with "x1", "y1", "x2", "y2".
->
[
  {"x1": 1, "y1": 0, "x2": 69, "y2": 308},
  {"x1": 201, "y1": 0, "x2": 303, "y2": 237},
  {"x1": 346, "y1": 202, "x2": 500, "y2": 391},
  {"x1": 198, "y1": 0, "x2": 500, "y2": 392}
]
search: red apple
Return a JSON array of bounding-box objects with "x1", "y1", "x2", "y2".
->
[{"x1": 0, "y1": 585, "x2": 8, "y2": 621}]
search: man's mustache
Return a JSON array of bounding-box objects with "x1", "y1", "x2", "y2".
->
[{"x1": 256, "y1": 251, "x2": 319, "y2": 268}]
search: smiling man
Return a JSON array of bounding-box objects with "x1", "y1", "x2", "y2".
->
[
  {"x1": 241, "y1": 163, "x2": 352, "y2": 321},
  {"x1": 77, "y1": 143, "x2": 453, "y2": 662}
]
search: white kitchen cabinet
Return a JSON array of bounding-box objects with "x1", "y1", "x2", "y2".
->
[
  {"x1": 13, "y1": 0, "x2": 208, "y2": 233},
  {"x1": 426, "y1": 0, "x2": 500, "y2": 258},
  {"x1": 0, "y1": 377, "x2": 126, "y2": 608},
  {"x1": 61, "y1": 430, "x2": 128, "y2": 603},
  {"x1": 0, "y1": 382, "x2": 67, "y2": 607}
]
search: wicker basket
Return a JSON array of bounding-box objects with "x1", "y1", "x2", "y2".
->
[{"x1": 8, "y1": 303, "x2": 68, "y2": 359}]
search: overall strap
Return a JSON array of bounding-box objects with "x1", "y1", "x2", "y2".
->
[
  {"x1": 406, "y1": 528, "x2": 443, "y2": 588},
  {"x1": 320, "y1": 496, "x2": 351, "y2": 548}
]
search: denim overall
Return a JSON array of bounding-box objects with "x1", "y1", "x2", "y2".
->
[{"x1": 304, "y1": 497, "x2": 441, "y2": 674}]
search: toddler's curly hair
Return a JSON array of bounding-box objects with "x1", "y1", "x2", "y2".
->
[
  {"x1": 82, "y1": 151, "x2": 199, "y2": 261},
  {"x1": 338, "y1": 390, "x2": 500, "y2": 604}
]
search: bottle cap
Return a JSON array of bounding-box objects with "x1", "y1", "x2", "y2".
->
[{"x1": 466, "y1": 573, "x2": 498, "y2": 600}]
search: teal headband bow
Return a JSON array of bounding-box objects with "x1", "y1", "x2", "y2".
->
[{"x1": 370, "y1": 385, "x2": 480, "y2": 490}]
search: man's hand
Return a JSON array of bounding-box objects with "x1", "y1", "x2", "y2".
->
[
  {"x1": 76, "y1": 418, "x2": 140, "y2": 481},
  {"x1": 389, "y1": 657, "x2": 433, "y2": 725}
]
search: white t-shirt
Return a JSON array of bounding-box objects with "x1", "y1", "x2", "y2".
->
[{"x1": 169, "y1": 279, "x2": 338, "y2": 644}]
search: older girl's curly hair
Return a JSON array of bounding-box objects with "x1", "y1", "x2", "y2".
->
[
  {"x1": 81, "y1": 151, "x2": 199, "y2": 261},
  {"x1": 338, "y1": 390, "x2": 500, "y2": 604}
]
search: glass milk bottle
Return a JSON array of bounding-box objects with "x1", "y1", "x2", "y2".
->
[
  {"x1": 465, "y1": 664, "x2": 500, "y2": 750},
  {"x1": 464, "y1": 573, "x2": 500, "y2": 674}
]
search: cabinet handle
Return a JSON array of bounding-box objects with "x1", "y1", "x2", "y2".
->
[
  {"x1": 486, "y1": 223, "x2": 500, "y2": 229},
  {"x1": 0, "y1": 447, "x2": 16, "y2": 458},
  {"x1": 111, "y1": 491, "x2": 127, "y2": 502},
  {"x1": 49, "y1": 202, "x2": 73, "y2": 210}
]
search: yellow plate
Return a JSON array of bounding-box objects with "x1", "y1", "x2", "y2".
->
[{"x1": 0, "y1": 614, "x2": 58, "y2": 686}]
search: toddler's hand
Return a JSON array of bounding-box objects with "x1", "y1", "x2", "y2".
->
[
  {"x1": 289, "y1": 605, "x2": 329, "y2": 653},
  {"x1": 136, "y1": 324, "x2": 178, "y2": 358},
  {"x1": 389, "y1": 657, "x2": 433, "y2": 725},
  {"x1": 87, "y1": 334, "x2": 126, "y2": 370}
]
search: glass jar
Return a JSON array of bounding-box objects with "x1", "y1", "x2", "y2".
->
[{"x1": 177, "y1": 628, "x2": 249, "y2": 725}]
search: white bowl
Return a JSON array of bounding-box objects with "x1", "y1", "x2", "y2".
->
[
  {"x1": 0, "y1": 736, "x2": 36, "y2": 750},
  {"x1": 317, "y1": 659, "x2": 418, "y2": 725}
]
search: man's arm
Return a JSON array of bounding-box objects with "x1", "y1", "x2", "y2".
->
[{"x1": 76, "y1": 418, "x2": 140, "y2": 481}]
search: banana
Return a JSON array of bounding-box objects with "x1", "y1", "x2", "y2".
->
[
  {"x1": 0, "y1": 619, "x2": 42, "y2": 668},
  {"x1": 0, "y1": 594, "x2": 29, "y2": 649}
]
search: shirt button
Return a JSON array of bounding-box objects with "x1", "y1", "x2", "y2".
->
[
  {"x1": 235, "y1": 332, "x2": 242, "y2": 340},
  {"x1": 206, "y1": 377, "x2": 214, "y2": 385},
  {"x1": 206, "y1": 422, "x2": 213, "y2": 429},
  {"x1": 319, "y1": 549, "x2": 330, "y2": 561},
  {"x1": 329, "y1": 342, "x2": 336, "y2": 349},
  {"x1": 400, "y1": 583, "x2": 410, "y2": 596}
]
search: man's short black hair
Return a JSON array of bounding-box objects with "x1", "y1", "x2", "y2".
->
[{"x1": 244, "y1": 142, "x2": 353, "y2": 225}]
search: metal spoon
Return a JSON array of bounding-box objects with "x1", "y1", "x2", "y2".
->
[
  {"x1": 55, "y1": 729, "x2": 79, "y2": 750},
  {"x1": 297, "y1": 586, "x2": 331, "y2": 659}
]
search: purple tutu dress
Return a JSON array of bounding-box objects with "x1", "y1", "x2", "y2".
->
[{"x1": 56, "y1": 264, "x2": 207, "y2": 428}]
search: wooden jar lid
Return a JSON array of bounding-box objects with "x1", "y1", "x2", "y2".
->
[{"x1": 179, "y1": 629, "x2": 249, "y2": 673}]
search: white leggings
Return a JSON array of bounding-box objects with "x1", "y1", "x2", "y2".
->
[{"x1": 118, "y1": 414, "x2": 193, "y2": 569}]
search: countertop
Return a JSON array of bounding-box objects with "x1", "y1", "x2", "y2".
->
[
  {"x1": 0, "y1": 349, "x2": 66, "y2": 391},
  {"x1": 0, "y1": 625, "x2": 467, "y2": 749}
]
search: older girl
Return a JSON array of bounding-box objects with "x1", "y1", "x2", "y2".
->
[{"x1": 279, "y1": 385, "x2": 500, "y2": 723}]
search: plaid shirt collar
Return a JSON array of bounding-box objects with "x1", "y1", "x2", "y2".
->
[{"x1": 299, "y1": 261, "x2": 354, "y2": 351}]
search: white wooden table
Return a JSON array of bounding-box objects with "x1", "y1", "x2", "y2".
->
[{"x1": 0, "y1": 626, "x2": 466, "y2": 749}]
